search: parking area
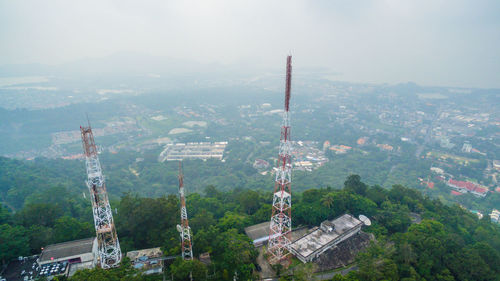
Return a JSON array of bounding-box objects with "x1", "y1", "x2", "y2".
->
[
  {"x1": 1, "y1": 256, "x2": 38, "y2": 281},
  {"x1": 0, "y1": 257, "x2": 70, "y2": 281}
]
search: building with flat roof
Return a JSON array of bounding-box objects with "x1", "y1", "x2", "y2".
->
[
  {"x1": 490, "y1": 209, "x2": 500, "y2": 223},
  {"x1": 244, "y1": 222, "x2": 312, "y2": 250},
  {"x1": 39, "y1": 237, "x2": 96, "y2": 266},
  {"x1": 290, "y1": 214, "x2": 363, "y2": 263},
  {"x1": 38, "y1": 237, "x2": 97, "y2": 277},
  {"x1": 126, "y1": 247, "x2": 163, "y2": 275},
  {"x1": 493, "y1": 160, "x2": 500, "y2": 171},
  {"x1": 244, "y1": 221, "x2": 272, "y2": 247},
  {"x1": 159, "y1": 142, "x2": 228, "y2": 162}
]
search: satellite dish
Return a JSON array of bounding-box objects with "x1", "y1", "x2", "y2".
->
[
  {"x1": 176, "y1": 224, "x2": 182, "y2": 232},
  {"x1": 359, "y1": 215, "x2": 372, "y2": 226}
]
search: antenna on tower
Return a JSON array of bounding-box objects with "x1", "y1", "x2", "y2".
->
[
  {"x1": 80, "y1": 121, "x2": 121, "y2": 269},
  {"x1": 86, "y1": 112, "x2": 91, "y2": 128},
  {"x1": 177, "y1": 161, "x2": 193, "y2": 260},
  {"x1": 284, "y1": 55, "x2": 292, "y2": 112},
  {"x1": 268, "y1": 55, "x2": 293, "y2": 265}
]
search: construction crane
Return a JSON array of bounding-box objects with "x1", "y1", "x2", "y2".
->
[
  {"x1": 177, "y1": 161, "x2": 193, "y2": 260},
  {"x1": 268, "y1": 55, "x2": 293, "y2": 265},
  {"x1": 80, "y1": 122, "x2": 122, "y2": 269}
]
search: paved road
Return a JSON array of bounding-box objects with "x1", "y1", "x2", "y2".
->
[{"x1": 314, "y1": 265, "x2": 358, "y2": 280}]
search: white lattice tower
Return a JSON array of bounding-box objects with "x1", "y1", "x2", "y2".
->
[
  {"x1": 177, "y1": 161, "x2": 193, "y2": 260},
  {"x1": 80, "y1": 124, "x2": 122, "y2": 269},
  {"x1": 268, "y1": 55, "x2": 293, "y2": 265}
]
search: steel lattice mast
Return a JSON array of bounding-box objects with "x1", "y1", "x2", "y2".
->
[
  {"x1": 268, "y1": 55, "x2": 293, "y2": 265},
  {"x1": 177, "y1": 161, "x2": 193, "y2": 260},
  {"x1": 80, "y1": 124, "x2": 122, "y2": 269}
]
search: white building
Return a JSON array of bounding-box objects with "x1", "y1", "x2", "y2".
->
[
  {"x1": 493, "y1": 160, "x2": 500, "y2": 171},
  {"x1": 461, "y1": 142, "x2": 472, "y2": 153},
  {"x1": 490, "y1": 209, "x2": 500, "y2": 223},
  {"x1": 159, "y1": 142, "x2": 227, "y2": 162},
  {"x1": 430, "y1": 167, "x2": 445, "y2": 175},
  {"x1": 289, "y1": 214, "x2": 364, "y2": 263}
]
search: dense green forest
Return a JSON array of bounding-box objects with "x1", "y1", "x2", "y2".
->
[
  {"x1": 2, "y1": 145, "x2": 498, "y2": 218},
  {"x1": 2, "y1": 174, "x2": 500, "y2": 280}
]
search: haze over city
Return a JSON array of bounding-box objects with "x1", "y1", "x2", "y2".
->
[{"x1": 1, "y1": 0, "x2": 500, "y2": 88}]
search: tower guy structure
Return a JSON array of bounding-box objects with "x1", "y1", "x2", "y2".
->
[
  {"x1": 177, "y1": 161, "x2": 193, "y2": 260},
  {"x1": 80, "y1": 123, "x2": 122, "y2": 269},
  {"x1": 268, "y1": 55, "x2": 293, "y2": 265}
]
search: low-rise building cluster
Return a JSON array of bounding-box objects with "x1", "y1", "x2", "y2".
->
[
  {"x1": 291, "y1": 141, "x2": 328, "y2": 171},
  {"x1": 126, "y1": 248, "x2": 163, "y2": 275}
]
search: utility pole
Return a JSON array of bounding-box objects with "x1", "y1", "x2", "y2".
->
[
  {"x1": 80, "y1": 122, "x2": 121, "y2": 268},
  {"x1": 177, "y1": 161, "x2": 193, "y2": 260},
  {"x1": 268, "y1": 55, "x2": 293, "y2": 265}
]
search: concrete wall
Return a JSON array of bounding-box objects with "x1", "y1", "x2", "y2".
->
[{"x1": 39, "y1": 252, "x2": 94, "y2": 266}]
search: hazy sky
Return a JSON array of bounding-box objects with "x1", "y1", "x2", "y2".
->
[{"x1": 1, "y1": 0, "x2": 499, "y2": 88}]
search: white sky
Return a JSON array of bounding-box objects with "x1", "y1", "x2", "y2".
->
[{"x1": 1, "y1": 0, "x2": 499, "y2": 88}]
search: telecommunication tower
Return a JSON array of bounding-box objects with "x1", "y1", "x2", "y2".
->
[
  {"x1": 80, "y1": 123, "x2": 122, "y2": 269},
  {"x1": 177, "y1": 161, "x2": 193, "y2": 260},
  {"x1": 268, "y1": 55, "x2": 293, "y2": 265}
]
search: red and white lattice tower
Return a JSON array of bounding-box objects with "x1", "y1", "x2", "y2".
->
[
  {"x1": 268, "y1": 55, "x2": 293, "y2": 265},
  {"x1": 177, "y1": 161, "x2": 193, "y2": 260},
  {"x1": 80, "y1": 123, "x2": 122, "y2": 269}
]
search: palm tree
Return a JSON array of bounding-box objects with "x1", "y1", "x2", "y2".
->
[{"x1": 321, "y1": 193, "x2": 334, "y2": 209}]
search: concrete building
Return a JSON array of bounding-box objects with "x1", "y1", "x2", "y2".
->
[
  {"x1": 290, "y1": 214, "x2": 363, "y2": 263},
  {"x1": 244, "y1": 221, "x2": 272, "y2": 247},
  {"x1": 493, "y1": 160, "x2": 500, "y2": 171},
  {"x1": 461, "y1": 142, "x2": 472, "y2": 153},
  {"x1": 295, "y1": 160, "x2": 314, "y2": 170},
  {"x1": 159, "y1": 142, "x2": 227, "y2": 162},
  {"x1": 430, "y1": 167, "x2": 445, "y2": 175},
  {"x1": 490, "y1": 209, "x2": 500, "y2": 223},
  {"x1": 244, "y1": 222, "x2": 311, "y2": 248},
  {"x1": 126, "y1": 247, "x2": 163, "y2": 275},
  {"x1": 440, "y1": 138, "x2": 455, "y2": 149},
  {"x1": 38, "y1": 237, "x2": 97, "y2": 277}
]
